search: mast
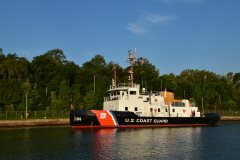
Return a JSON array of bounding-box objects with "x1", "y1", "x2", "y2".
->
[
  {"x1": 128, "y1": 49, "x2": 136, "y2": 87},
  {"x1": 112, "y1": 65, "x2": 117, "y2": 88}
]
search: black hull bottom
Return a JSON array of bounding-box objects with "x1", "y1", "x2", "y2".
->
[{"x1": 70, "y1": 110, "x2": 221, "y2": 129}]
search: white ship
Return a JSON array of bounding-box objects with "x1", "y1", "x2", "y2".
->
[{"x1": 70, "y1": 50, "x2": 220, "y2": 128}]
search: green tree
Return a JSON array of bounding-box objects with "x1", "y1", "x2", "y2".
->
[
  {"x1": 82, "y1": 91, "x2": 99, "y2": 110},
  {"x1": 160, "y1": 74, "x2": 178, "y2": 94},
  {"x1": 79, "y1": 55, "x2": 109, "y2": 107},
  {"x1": 0, "y1": 47, "x2": 239, "y2": 112}
]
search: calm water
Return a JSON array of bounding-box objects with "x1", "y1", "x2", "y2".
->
[{"x1": 0, "y1": 121, "x2": 240, "y2": 160}]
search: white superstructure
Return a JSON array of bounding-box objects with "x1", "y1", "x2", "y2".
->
[
  {"x1": 103, "y1": 50, "x2": 200, "y2": 118},
  {"x1": 103, "y1": 84, "x2": 200, "y2": 117}
]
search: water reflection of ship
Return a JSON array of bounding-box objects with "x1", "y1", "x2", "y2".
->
[
  {"x1": 71, "y1": 128, "x2": 117, "y2": 159},
  {"x1": 70, "y1": 50, "x2": 220, "y2": 128}
]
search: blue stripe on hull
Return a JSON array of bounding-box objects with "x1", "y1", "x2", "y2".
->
[{"x1": 108, "y1": 111, "x2": 119, "y2": 126}]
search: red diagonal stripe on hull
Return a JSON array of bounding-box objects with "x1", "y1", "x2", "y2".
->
[{"x1": 91, "y1": 110, "x2": 115, "y2": 126}]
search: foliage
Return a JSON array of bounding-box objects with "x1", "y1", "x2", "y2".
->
[{"x1": 0, "y1": 48, "x2": 239, "y2": 111}]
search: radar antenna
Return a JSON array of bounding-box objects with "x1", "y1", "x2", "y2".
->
[{"x1": 128, "y1": 49, "x2": 136, "y2": 87}]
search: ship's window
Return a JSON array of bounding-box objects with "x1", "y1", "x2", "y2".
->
[
  {"x1": 165, "y1": 108, "x2": 168, "y2": 112},
  {"x1": 130, "y1": 91, "x2": 136, "y2": 95},
  {"x1": 143, "y1": 98, "x2": 149, "y2": 102},
  {"x1": 158, "y1": 108, "x2": 160, "y2": 112},
  {"x1": 172, "y1": 102, "x2": 186, "y2": 107},
  {"x1": 150, "y1": 108, "x2": 153, "y2": 112},
  {"x1": 125, "y1": 107, "x2": 128, "y2": 111},
  {"x1": 135, "y1": 107, "x2": 138, "y2": 111},
  {"x1": 172, "y1": 108, "x2": 175, "y2": 112}
]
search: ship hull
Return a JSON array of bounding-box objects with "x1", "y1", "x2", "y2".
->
[{"x1": 70, "y1": 110, "x2": 220, "y2": 129}]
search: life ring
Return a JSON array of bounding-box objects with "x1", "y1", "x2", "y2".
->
[
  {"x1": 154, "y1": 98, "x2": 157, "y2": 102},
  {"x1": 183, "y1": 109, "x2": 186, "y2": 113},
  {"x1": 154, "y1": 108, "x2": 157, "y2": 112}
]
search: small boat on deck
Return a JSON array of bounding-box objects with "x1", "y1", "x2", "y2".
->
[{"x1": 70, "y1": 50, "x2": 220, "y2": 128}]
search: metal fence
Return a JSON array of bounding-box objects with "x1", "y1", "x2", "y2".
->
[
  {"x1": 0, "y1": 110, "x2": 69, "y2": 120},
  {"x1": 207, "y1": 110, "x2": 240, "y2": 117}
]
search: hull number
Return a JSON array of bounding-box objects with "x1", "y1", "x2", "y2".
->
[{"x1": 74, "y1": 117, "x2": 82, "y2": 121}]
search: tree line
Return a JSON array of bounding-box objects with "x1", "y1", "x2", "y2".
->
[{"x1": 0, "y1": 48, "x2": 239, "y2": 112}]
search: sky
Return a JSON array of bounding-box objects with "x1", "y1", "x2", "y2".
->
[{"x1": 0, "y1": 0, "x2": 240, "y2": 75}]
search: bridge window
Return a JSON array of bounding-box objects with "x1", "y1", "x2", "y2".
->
[
  {"x1": 158, "y1": 108, "x2": 160, "y2": 112},
  {"x1": 172, "y1": 102, "x2": 186, "y2": 107},
  {"x1": 130, "y1": 91, "x2": 136, "y2": 95},
  {"x1": 125, "y1": 107, "x2": 128, "y2": 111},
  {"x1": 135, "y1": 107, "x2": 138, "y2": 111}
]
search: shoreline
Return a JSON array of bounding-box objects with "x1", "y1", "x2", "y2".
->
[
  {"x1": 0, "y1": 116, "x2": 239, "y2": 128},
  {"x1": 0, "y1": 119, "x2": 69, "y2": 128},
  {"x1": 220, "y1": 116, "x2": 240, "y2": 121}
]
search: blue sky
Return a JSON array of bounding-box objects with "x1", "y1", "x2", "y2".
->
[{"x1": 1, "y1": 0, "x2": 240, "y2": 75}]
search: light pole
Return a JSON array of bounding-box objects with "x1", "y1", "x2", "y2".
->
[
  {"x1": 94, "y1": 75, "x2": 96, "y2": 94},
  {"x1": 202, "y1": 75, "x2": 207, "y2": 115},
  {"x1": 161, "y1": 79, "x2": 162, "y2": 91},
  {"x1": 25, "y1": 91, "x2": 28, "y2": 119},
  {"x1": 184, "y1": 90, "x2": 186, "y2": 99}
]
